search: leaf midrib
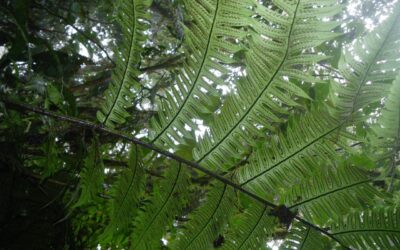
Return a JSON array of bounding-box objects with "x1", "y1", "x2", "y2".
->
[
  {"x1": 346, "y1": 9, "x2": 400, "y2": 118},
  {"x1": 184, "y1": 184, "x2": 227, "y2": 249},
  {"x1": 114, "y1": 146, "x2": 140, "y2": 221},
  {"x1": 288, "y1": 179, "x2": 371, "y2": 209},
  {"x1": 298, "y1": 226, "x2": 311, "y2": 250},
  {"x1": 196, "y1": 1, "x2": 301, "y2": 163},
  {"x1": 151, "y1": 0, "x2": 220, "y2": 143},
  {"x1": 103, "y1": 0, "x2": 138, "y2": 125},
  {"x1": 236, "y1": 206, "x2": 268, "y2": 249},
  {"x1": 133, "y1": 165, "x2": 182, "y2": 248},
  {"x1": 241, "y1": 122, "x2": 339, "y2": 186},
  {"x1": 332, "y1": 228, "x2": 400, "y2": 235}
]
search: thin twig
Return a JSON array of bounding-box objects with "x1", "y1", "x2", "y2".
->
[{"x1": 1, "y1": 99, "x2": 351, "y2": 249}]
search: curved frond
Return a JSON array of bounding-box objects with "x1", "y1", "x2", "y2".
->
[
  {"x1": 194, "y1": 0, "x2": 341, "y2": 170},
  {"x1": 100, "y1": 145, "x2": 146, "y2": 241},
  {"x1": 131, "y1": 163, "x2": 189, "y2": 249},
  {"x1": 330, "y1": 207, "x2": 400, "y2": 249},
  {"x1": 373, "y1": 72, "x2": 400, "y2": 142},
  {"x1": 282, "y1": 165, "x2": 381, "y2": 224},
  {"x1": 221, "y1": 204, "x2": 277, "y2": 250},
  {"x1": 97, "y1": 0, "x2": 151, "y2": 128},
  {"x1": 282, "y1": 223, "x2": 330, "y2": 250},
  {"x1": 75, "y1": 136, "x2": 104, "y2": 207},
  {"x1": 149, "y1": 0, "x2": 253, "y2": 147},
  {"x1": 330, "y1": 1, "x2": 400, "y2": 121},
  {"x1": 172, "y1": 183, "x2": 235, "y2": 250},
  {"x1": 372, "y1": 73, "x2": 400, "y2": 191}
]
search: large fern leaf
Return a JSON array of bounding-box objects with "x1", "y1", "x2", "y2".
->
[
  {"x1": 97, "y1": 0, "x2": 151, "y2": 127},
  {"x1": 130, "y1": 163, "x2": 189, "y2": 249},
  {"x1": 172, "y1": 182, "x2": 235, "y2": 250},
  {"x1": 330, "y1": 1, "x2": 400, "y2": 121},
  {"x1": 193, "y1": 0, "x2": 341, "y2": 170},
  {"x1": 330, "y1": 207, "x2": 400, "y2": 249},
  {"x1": 149, "y1": 0, "x2": 254, "y2": 148}
]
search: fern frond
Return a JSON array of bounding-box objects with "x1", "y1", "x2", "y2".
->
[
  {"x1": 235, "y1": 108, "x2": 346, "y2": 201},
  {"x1": 221, "y1": 204, "x2": 277, "y2": 250},
  {"x1": 75, "y1": 136, "x2": 104, "y2": 207},
  {"x1": 149, "y1": 0, "x2": 254, "y2": 147},
  {"x1": 100, "y1": 145, "x2": 145, "y2": 242},
  {"x1": 330, "y1": 207, "x2": 400, "y2": 249},
  {"x1": 194, "y1": 0, "x2": 342, "y2": 170},
  {"x1": 372, "y1": 73, "x2": 400, "y2": 191},
  {"x1": 97, "y1": 0, "x2": 151, "y2": 128},
  {"x1": 373, "y1": 73, "x2": 400, "y2": 143},
  {"x1": 282, "y1": 165, "x2": 382, "y2": 224},
  {"x1": 330, "y1": 1, "x2": 400, "y2": 121},
  {"x1": 130, "y1": 163, "x2": 189, "y2": 249},
  {"x1": 172, "y1": 182, "x2": 235, "y2": 250},
  {"x1": 282, "y1": 222, "x2": 331, "y2": 250}
]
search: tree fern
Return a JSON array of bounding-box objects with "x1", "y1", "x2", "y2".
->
[
  {"x1": 330, "y1": 207, "x2": 400, "y2": 249},
  {"x1": 6, "y1": 0, "x2": 400, "y2": 249},
  {"x1": 149, "y1": 0, "x2": 254, "y2": 148},
  {"x1": 97, "y1": 0, "x2": 151, "y2": 128},
  {"x1": 172, "y1": 182, "x2": 235, "y2": 250},
  {"x1": 193, "y1": 0, "x2": 341, "y2": 170},
  {"x1": 130, "y1": 162, "x2": 189, "y2": 249}
]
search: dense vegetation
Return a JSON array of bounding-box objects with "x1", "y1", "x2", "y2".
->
[{"x1": 1, "y1": 0, "x2": 400, "y2": 249}]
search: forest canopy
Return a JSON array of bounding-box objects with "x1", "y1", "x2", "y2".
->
[{"x1": 1, "y1": 0, "x2": 400, "y2": 249}]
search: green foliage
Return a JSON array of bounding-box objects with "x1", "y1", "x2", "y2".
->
[
  {"x1": 131, "y1": 162, "x2": 190, "y2": 249},
  {"x1": 172, "y1": 182, "x2": 235, "y2": 249},
  {"x1": 97, "y1": 0, "x2": 152, "y2": 127},
  {"x1": 194, "y1": 0, "x2": 342, "y2": 170},
  {"x1": 282, "y1": 223, "x2": 331, "y2": 250},
  {"x1": 100, "y1": 145, "x2": 146, "y2": 243},
  {"x1": 2, "y1": 0, "x2": 400, "y2": 249},
  {"x1": 281, "y1": 165, "x2": 382, "y2": 224},
  {"x1": 329, "y1": 2, "x2": 400, "y2": 121},
  {"x1": 330, "y1": 207, "x2": 400, "y2": 249},
  {"x1": 75, "y1": 136, "x2": 105, "y2": 207},
  {"x1": 222, "y1": 204, "x2": 277, "y2": 250}
]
